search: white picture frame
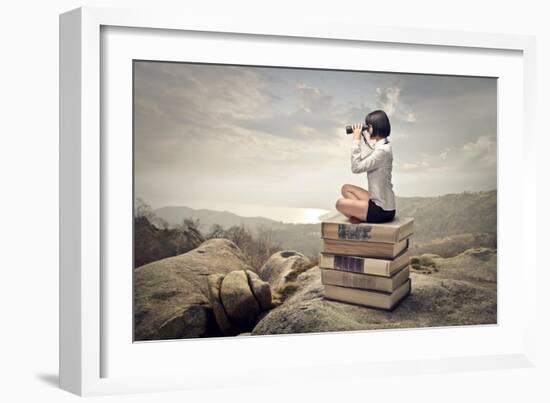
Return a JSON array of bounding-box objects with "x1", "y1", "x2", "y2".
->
[{"x1": 59, "y1": 6, "x2": 537, "y2": 396}]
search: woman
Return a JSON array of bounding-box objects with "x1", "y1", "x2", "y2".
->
[{"x1": 335, "y1": 109, "x2": 396, "y2": 223}]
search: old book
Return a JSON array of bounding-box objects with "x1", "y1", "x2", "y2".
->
[
  {"x1": 321, "y1": 265, "x2": 410, "y2": 293},
  {"x1": 319, "y1": 248, "x2": 410, "y2": 277},
  {"x1": 324, "y1": 278, "x2": 411, "y2": 310},
  {"x1": 322, "y1": 237, "x2": 410, "y2": 259},
  {"x1": 321, "y1": 214, "x2": 414, "y2": 243}
]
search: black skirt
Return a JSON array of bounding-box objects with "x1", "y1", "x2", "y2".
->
[{"x1": 365, "y1": 199, "x2": 395, "y2": 223}]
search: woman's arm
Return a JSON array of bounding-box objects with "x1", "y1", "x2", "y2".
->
[{"x1": 351, "y1": 139, "x2": 385, "y2": 173}]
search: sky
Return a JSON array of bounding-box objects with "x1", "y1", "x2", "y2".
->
[{"x1": 134, "y1": 61, "x2": 497, "y2": 223}]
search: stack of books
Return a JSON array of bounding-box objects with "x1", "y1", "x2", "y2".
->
[{"x1": 319, "y1": 213, "x2": 414, "y2": 310}]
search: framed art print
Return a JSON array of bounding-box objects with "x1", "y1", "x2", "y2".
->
[
  {"x1": 59, "y1": 6, "x2": 537, "y2": 396},
  {"x1": 131, "y1": 60, "x2": 497, "y2": 340}
]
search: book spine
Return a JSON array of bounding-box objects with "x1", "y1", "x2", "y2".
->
[
  {"x1": 337, "y1": 223, "x2": 375, "y2": 241},
  {"x1": 324, "y1": 279, "x2": 411, "y2": 310},
  {"x1": 319, "y1": 253, "x2": 390, "y2": 276},
  {"x1": 321, "y1": 269, "x2": 392, "y2": 292},
  {"x1": 334, "y1": 254, "x2": 388, "y2": 274},
  {"x1": 322, "y1": 239, "x2": 399, "y2": 259},
  {"x1": 321, "y1": 219, "x2": 415, "y2": 243},
  {"x1": 323, "y1": 285, "x2": 392, "y2": 310}
]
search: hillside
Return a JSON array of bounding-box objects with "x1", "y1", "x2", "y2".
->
[{"x1": 395, "y1": 190, "x2": 496, "y2": 243}]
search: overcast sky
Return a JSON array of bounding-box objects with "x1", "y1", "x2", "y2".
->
[{"x1": 134, "y1": 61, "x2": 497, "y2": 218}]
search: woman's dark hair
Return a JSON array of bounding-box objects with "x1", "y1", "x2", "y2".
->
[{"x1": 365, "y1": 110, "x2": 391, "y2": 138}]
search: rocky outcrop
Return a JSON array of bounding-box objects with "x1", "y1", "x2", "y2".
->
[
  {"x1": 206, "y1": 274, "x2": 238, "y2": 336},
  {"x1": 251, "y1": 247, "x2": 497, "y2": 335},
  {"x1": 206, "y1": 269, "x2": 273, "y2": 335},
  {"x1": 134, "y1": 238, "x2": 253, "y2": 340},
  {"x1": 134, "y1": 237, "x2": 497, "y2": 339},
  {"x1": 220, "y1": 270, "x2": 260, "y2": 329},
  {"x1": 258, "y1": 250, "x2": 312, "y2": 294},
  {"x1": 247, "y1": 270, "x2": 273, "y2": 311}
]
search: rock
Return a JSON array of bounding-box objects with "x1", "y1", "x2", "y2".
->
[
  {"x1": 258, "y1": 250, "x2": 312, "y2": 291},
  {"x1": 246, "y1": 270, "x2": 273, "y2": 311},
  {"x1": 252, "y1": 247, "x2": 497, "y2": 335},
  {"x1": 157, "y1": 305, "x2": 215, "y2": 340},
  {"x1": 411, "y1": 253, "x2": 440, "y2": 274},
  {"x1": 427, "y1": 247, "x2": 497, "y2": 283},
  {"x1": 134, "y1": 238, "x2": 253, "y2": 340},
  {"x1": 207, "y1": 273, "x2": 239, "y2": 336},
  {"x1": 220, "y1": 270, "x2": 260, "y2": 330},
  {"x1": 206, "y1": 269, "x2": 274, "y2": 334}
]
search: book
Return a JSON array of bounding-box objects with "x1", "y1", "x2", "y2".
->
[
  {"x1": 321, "y1": 214, "x2": 414, "y2": 243},
  {"x1": 324, "y1": 278, "x2": 411, "y2": 310},
  {"x1": 321, "y1": 265, "x2": 410, "y2": 293},
  {"x1": 322, "y1": 237, "x2": 410, "y2": 259},
  {"x1": 319, "y1": 248, "x2": 410, "y2": 277}
]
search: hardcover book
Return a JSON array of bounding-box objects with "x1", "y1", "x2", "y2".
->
[
  {"x1": 321, "y1": 214, "x2": 414, "y2": 243},
  {"x1": 321, "y1": 237, "x2": 410, "y2": 259},
  {"x1": 323, "y1": 278, "x2": 412, "y2": 310},
  {"x1": 319, "y1": 248, "x2": 410, "y2": 277},
  {"x1": 321, "y1": 265, "x2": 410, "y2": 293}
]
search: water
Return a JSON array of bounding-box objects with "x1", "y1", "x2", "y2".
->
[{"x1": 183, "y1": 201, "x2": 332, "y2": 224}]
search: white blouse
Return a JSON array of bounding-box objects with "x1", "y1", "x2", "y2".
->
[{"x1": 351, "y1": 137, "x2": 396, "y2": 211}]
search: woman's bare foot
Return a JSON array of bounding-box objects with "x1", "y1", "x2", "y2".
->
[{"x1": 348, "y1": 216, "x2": 363, "y2": 224}]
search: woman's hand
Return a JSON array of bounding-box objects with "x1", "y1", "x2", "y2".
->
[{"x1": 352, "y1": 123, "x2": 363, "y2": 141}]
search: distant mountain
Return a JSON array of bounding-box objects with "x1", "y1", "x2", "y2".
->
[
  {"x1": 154, "y1": 206, "x2": 288, "y2": 236},
  {"x1": 151, "y1": 190, "x2": 496, "y2": 259}
]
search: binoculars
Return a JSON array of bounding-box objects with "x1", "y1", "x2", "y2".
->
[{"x1": 345, "y1": 124, "x2": 369, "y2": 135}]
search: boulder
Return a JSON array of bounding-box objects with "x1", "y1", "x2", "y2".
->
[
  {"x1": 206, "y1": 269, "x2": 274, "y2": 334},
  {"x1": 258, "y1": 250, "x2": 312, "y2": 290},
  {"x1": 206, "y1": 273, "x2": 239, "y2": 336},
  {"x1": 134, "y1": 238, "x2": 253, "y2": 340},
  {"x1": 246, "y1": 270, "x2": 273, "y2": 311},
  {"x1": 220, "y1": 270, "x2": 261, "y2": 330},
  {"x1": 252, "y1": 247, "x2": 497, "y2": 335}
]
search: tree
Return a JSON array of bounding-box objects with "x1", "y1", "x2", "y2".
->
[
  {"x1": 135, "y1": 197, "x2": 169, "y2": 229},
  {"x1": 225, "y1": 224, "x2": 253, "y2": 251},
  {"x1": 135, "y1": 197, "x2": 154, "y2": 220},
  {"x1": 206, "y1": 223, "x2": 225, "y2": 239}
]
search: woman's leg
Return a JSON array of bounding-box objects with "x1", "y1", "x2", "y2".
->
[
  {"x1": 341, "y1": 184, "x2": 370, "y2": 201},
  {"x1": 335, "y1": 197, "x2": 370, "y2": 221},
  {"x1": 337, "y1": 184, "x2": 370, "y2": 221}
]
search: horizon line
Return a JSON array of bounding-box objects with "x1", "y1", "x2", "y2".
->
[{"x1": 137, "y1": 188, "x2": 497, "y2": 211}]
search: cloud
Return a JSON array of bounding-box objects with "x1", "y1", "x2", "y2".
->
[
  {"x1": 296, "y1": 83, "x2": 331, "y2": 113},
  {"x1": 376, "y1": 86, "x2": 401, "y2": 116},
  {"x1": 375, "y1": 85, "x2": 417, "y2": 124},
  {"x1": 404, "y1": 112, "x2": 417, "y2": 123},
  {"x1": 133, "y1": 62, "x2": 497, "y2": 208},
  {"x1": 236, "y1": 82, "x2": 347, "y2": 143},
  {"x1": 396, "y1": 135, "x2": 496, "y2": 175},
  {"x1": 461, "y1": 135, "x2": 497, "y2": 166},
  {"x1": 400, "y1": 160, "x2": 431, "y2": 172},
  {"x1": 133, "y1": 62, "x2": 283, "y2": 169}
]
